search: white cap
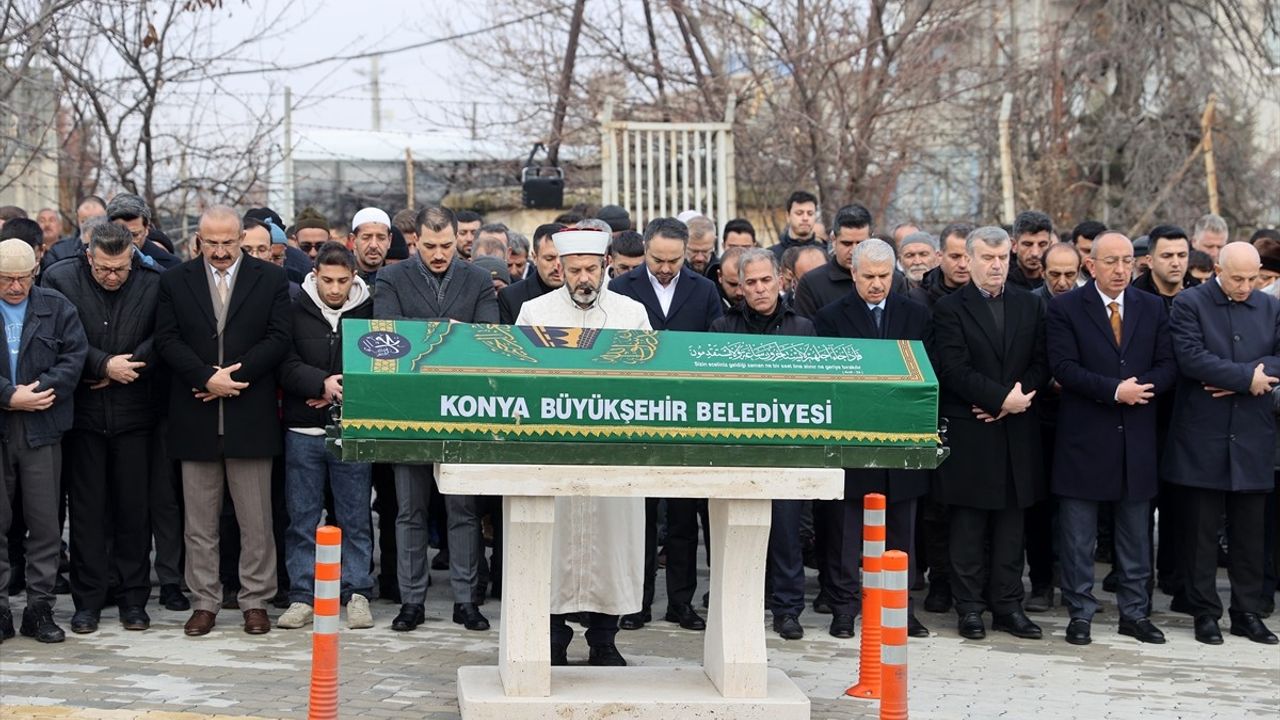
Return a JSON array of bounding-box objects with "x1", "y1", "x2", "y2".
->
[
  {"x1": 351, "y1": 207, "x2": 391, "y2": 232},
  {"x1": 0, "y1": 239, "x2": 35, "y2": 273},
  {"x1": 552, "y1": 229, "x2": 609, "y2": 256},
  {"x1": 676, "y1": 209, "x2": 701, "y2": 223}
]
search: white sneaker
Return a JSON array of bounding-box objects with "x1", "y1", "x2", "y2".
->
[
  {"x1": 276, "y1": 602, "x2": 313, "y2": 629},
  {"x1": 346, "y1": 594, "x2": 373, "y2": 629}
]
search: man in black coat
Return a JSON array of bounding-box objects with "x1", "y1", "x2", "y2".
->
[
  {"x1": 154, "y1": 206, "x2": 292, "y2": 637},
  {"x1": 276, "y1": 243, "x2": 376, "y2": 632},
  {"x1": 41, "y1": 223, "x2": 162, "y2": 635},
  {"x1": 1006, "y1": 210, "x2": 1053, "y2": 290},
  {"x1": 1165, "y1": 241, "x2": 1280, "y2": 645},
  {"x1": 498, "y1": 223, "x2": 564, "y2": 323},
  {"x1": 928, "y1": 225, "x2": 1050, "y2": 641},
  {"x1": 1046, "y1": 232, "x2": 1177, "y2": 646},
  {"x1": 709, "y1": 248, "x2": 813, "y2": 640},
  {"x1": 610, "y1": 217, "x2": 723, "y2": 632},
  {"x1": 794, "y1": 204, "x2": 908, "y2": 318},
  {"x1": 813, "y1": 238, "x2": 932, "y2": 640},
  {"x1": 375, "y1": 206, "x2": 499, "y2": 635},
  {"x1": 105, "y1": 194, "x2": 181, "y2": 270}
]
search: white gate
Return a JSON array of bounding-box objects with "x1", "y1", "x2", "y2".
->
[{"x1": 599, "y1": 98, "x2": 737, "y2": 240}]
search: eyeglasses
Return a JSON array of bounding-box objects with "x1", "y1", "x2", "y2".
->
[
  {"x1": 0, "y1": 273, "x2": 34, "y2": 287},
  {"x1": 299, "y1": 242, "x2": 325, "y2": 253},
  {"x1": 90, "y1": 262, "x2": 131, "y2": 277}
]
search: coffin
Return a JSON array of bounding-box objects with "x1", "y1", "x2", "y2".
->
[{"x1": 334, "y1": 320, "x2": 943, "y2": 469}]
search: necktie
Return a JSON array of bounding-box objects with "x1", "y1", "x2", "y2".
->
[
  {"x1": 216, "y1": 270, "x2": 229, "y2": 306},
  {"x1": 872, "y1": 306, "x2": 883, "y2": 333},
  {"x1": 1108, "y1": 301, "x2": 1122, "y2": 346}
]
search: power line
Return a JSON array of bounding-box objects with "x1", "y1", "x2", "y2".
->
[{"x1": 209, "y1": 10, "x2": 550, "y2": 79}]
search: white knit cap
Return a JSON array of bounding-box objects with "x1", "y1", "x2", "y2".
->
[
  {"x1": 0, "y1": 239, "x2": 35, "y2": 273},
  {"x1": 552, "y1": 229, "x2": 609, "y2": 256},
  {"x1": 350, "y1": 207, "x2": 391, "y2": 232}
]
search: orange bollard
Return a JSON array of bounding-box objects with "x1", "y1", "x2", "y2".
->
[
  {"x1": 308, "y1": 525, "x2": 342, "y2": 720},
  {"x1": 846, "y1": 492, "x2": 887, "y2": 699},
  {"x1": 880, "y1": 550, "x2": 909, "y2": 720}
]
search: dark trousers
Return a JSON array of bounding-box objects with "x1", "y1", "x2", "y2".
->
[
  {"x1": 1182, "y1": 486, "x2": 1267, "y2": 618},
  {"x1": 923, "y1": 496, "x2": 950, "y2": 586},
  {"x1": 949, "y1": 505, "x2": 1026, "y2": 616},
  {"x1": 1058, "y1": 497, "x2": 1151, "y2": 621},
  {"x1": 0, "y1": 415, "x2": 61, "y2": 610},
  {"x1": 370, "y1": 463, "x2": 397, "y2": 594},
  {"x1": 640, "y1": 497, "x2": 700, "y2": 610},
  {"x1": 551, "y1": 611, "x2": 619, "y2": 648},
  {"x1": 1024, "y1": 498, "x2": 1056, "y2": 590},
  {"x1": 148, "y1": 422, "x2": 183, "y2": 587},
  {"x1": 768, "y1": 499, "x2": 805, "y2": 617},
  {"x1": 814, "y1": 496, "x2": 916, "y2": 616},
  {"x1": 1155, "y1": 481, "x2": 1184, "y2": 594},
  {"x1": 66, "y1": 429, "x2": 152, "y2": 611}
]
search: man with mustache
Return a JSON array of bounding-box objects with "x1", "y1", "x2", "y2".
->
[
  {"x1": 350, "y1": 207, "x2": 392, "y2": 287},
  {"x1": 1007, "y1": 210, "x2": 1053, "y2": 291}
]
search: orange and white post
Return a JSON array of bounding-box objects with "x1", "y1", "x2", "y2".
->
[
  {"x1": 308, "y1": 525, "x2": 342, "y2": 720},
  {"x1": 846, "y1": 492, "x2": 886, "y2": 699},
  {"x1": 880, "y1": 549, "x2": 909, "y2": 720}
]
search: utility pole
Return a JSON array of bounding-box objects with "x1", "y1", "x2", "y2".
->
[
  {"x1": 547, "y1": 0, "x2": 587, "y2": 167},
  {"x1": 371, "y1": 56, "x2": 382, "y2": 132},
  {"x1": 283, "y1": 86, "x2": 295, "y2": 223}
]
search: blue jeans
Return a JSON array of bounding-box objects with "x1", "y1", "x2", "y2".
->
[{"x1": 284, "y1": 432, "x2": 374, "y2": 603}]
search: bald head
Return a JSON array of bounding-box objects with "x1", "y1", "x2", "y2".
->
[
  {"x1": 1090, "y1": 231, "x2": 1131, "y2": 257},
  {"x1": 1217, "y1": 241, "x2": 1261, "y2": 302},
  {"x1": 1219, "y1": 240, "x2": 1260, "y2": 271}
]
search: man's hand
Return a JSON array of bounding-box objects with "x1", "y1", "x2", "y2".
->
[
  {"x1": 322, "y1": 374, "x2": 343, "y2": 405},
  {"x1": 1203, "y1": 384, "x2": 1235, "y2": 398},
  {"x1": 971, "y1": 405, "x2": 1009, "y2": 423},
  {"x1": 305, "y1": 398, "x2": 330, "y2": 409},
  {"x1": 1116, "y1": 376, "x2": 1155, "y2": 405},
  {"x1": 1250, "y1": 363, "x2": 1279, "y2": 396},
  {"x1": 9, "y1": 382, "x2": 55, "y2": 411},
  {"x1": 1000, "y1": 381, "x2": 1037, "y2": 415},
  {"x1": 204, "y1": 362, "x2": 248, "y2": 398},
  {"x1": 86, "y1": 378, "x2": 110, "y2": 390},
  {"x1": 105, "y1": 355, "x2": 146, "y2": 384}
]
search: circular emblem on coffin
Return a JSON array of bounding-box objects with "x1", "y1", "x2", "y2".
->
[{"x1": 358, "y1": 331, "x2": 410, "y2": 360}]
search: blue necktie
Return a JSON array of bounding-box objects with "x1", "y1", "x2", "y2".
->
[{"x1": 872, "y1": 306, "x2": 883, "y2": 334}]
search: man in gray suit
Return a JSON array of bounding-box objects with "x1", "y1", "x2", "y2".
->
[{"x1": 374, "y1": 206, "x2": 498, "y2": 634}]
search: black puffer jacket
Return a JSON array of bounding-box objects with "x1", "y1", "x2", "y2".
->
[
  {"x1": 40, "y1": 251, "x2": 161, "y2": 434},
  {"x1": 709, "y1": 298, "x2": 815, "y2": 336},
  {"x1": 278, "y1": 284, "x2": 373, "y2": 430}
]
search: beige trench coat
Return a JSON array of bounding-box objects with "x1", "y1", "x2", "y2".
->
[{"x1": 515, "y1": 284, "x2": 651, "y2": 614}]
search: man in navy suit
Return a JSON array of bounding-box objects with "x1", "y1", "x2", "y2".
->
[
  {"x1": 1046, "y1": 231, "x2": 1177, "y2": 646},
  {"x1": 813, "y1": 238, "x2": 932, "y2": 640},
  {"x1": 609, "y1": 217, "x2": 722, "y2": 632}
]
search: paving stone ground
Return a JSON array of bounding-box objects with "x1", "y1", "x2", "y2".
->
[{"x1": 2, "y1": 550, "x2": 1277, "y2": 719}]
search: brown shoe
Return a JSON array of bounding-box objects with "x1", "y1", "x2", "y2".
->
[
  {"x1": 184, "y1": 610, "x2": 216, "y2": 636},
  {"x1": 243, "y1": 608, "x2": 270, "y2": 635}
]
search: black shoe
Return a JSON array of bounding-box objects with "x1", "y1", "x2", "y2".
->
[
  {"x1": 587, "y1": 644, "x2": 627, "y2": 667},
  {"x1": 812, "y1": 591, "x2": 834, "y2": 615},
  {"x1": 1102, "y1": 570, "x2": 1119, "y2": 594},
  {"x1": 1118, "y1": 616, "x2": 1165, "y2": 644},
  {"x1": 1024, "y1": 586, "x2": 1053, "y2": 613},
  {"x1": 1193, "y1": 615, "x2": 1223, "y2": 645},
  {"x1": 1065, "y1": 618, "x2": 1091, "y2": 645},
  {"x1": 1260, "y1": 598, "x2": 1273, "y2": 619},
  {"x1": 490, "y1": 581, "x2": 502, "y2": 601},
  {"x1": 664, "y1": 603, "x2": 706, "y2": 631},
  {"x1": 993, "y1": 610, "x2": 1043, "y2": 639},
  {"x1": 431, "y1": 549, "x2": 450, "y2": 571},
  {"x1": 19, "y1": 603, "x2": 65, "y2": 643},
  {"x1": 390, "y1": 603, "x2": 425, "y2": 632},
  {"x1": 0, "y1": 607, "x2": 12, "y2": 642},
  {"x1": 7, "y1": 569, "x2": 24, "y2": 597},
  {"x1": 829, "y1": 613, "x2": 856, "y2": 639},
  {"x1": 923, "y1": 582, "x2": 952, "y2": 613},
  {"x1": 159, "y1": 584, "x2": 190, "y2": 612},
  {"x1": 772, "y1": 614, "x2": 804, "y2": 640},
  {"x1": 120, "y1": 605, "x2": 151, "y2": 631},
  {"x1": 70, "y1": 609, "x2": 100, "y2": 634},
  {"x1": 958, "y1": 611, "x2": 986, "y2": 639},
  {"x1": 907, "y1": 613, "x2": 930, "y2": 638},
  {"x1": 1229, "y1": 612, "x2": 1279, "y2": 645},
  {"x1": 1169, "y1": 594, "x2": 1194, "y2": 616},
  {"x1": 619, "y1": 610, "x2": 650, "y2": 630},
  {"x1": 551, "y1": 644, "x2": 569, "y2": 667},
  {"x1": 453, "y1": 602, "x2": 490, "y2": 631},
  {"x1": 53, "y1": 574, "x2": 71, "y2": 595}
]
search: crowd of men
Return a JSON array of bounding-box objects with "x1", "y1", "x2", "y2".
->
[{"x1": 0, "y1": 192, "x2": 1276, "y2": 668}]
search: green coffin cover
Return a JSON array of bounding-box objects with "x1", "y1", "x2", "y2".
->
[{"x1": 340, "y1": 320, "x2": 938, "y2": 452}]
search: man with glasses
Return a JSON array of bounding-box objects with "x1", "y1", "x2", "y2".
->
[
  {"x1": 1045, "y1": 232, "x2": 1176, "y2": 646},
  {"x1": 41, "y1": 223, "x2": 161, "y2": 635},
  {"x1": 106, "y1": 194, "x2": 180, "y2": 270},
  {"x1": 290, "y1": 208, "x2": 332, "y2": 262},
  {"x1": 0, "y1": 238, "x2": 88, "y2": 644},
  {"x1": 155, "y1": 206, "x2": 291, "y2": 638}
]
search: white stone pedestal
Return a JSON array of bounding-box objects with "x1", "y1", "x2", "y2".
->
[{"x1": 436, "y1": 463, "x2": 844, "y2": 720}]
